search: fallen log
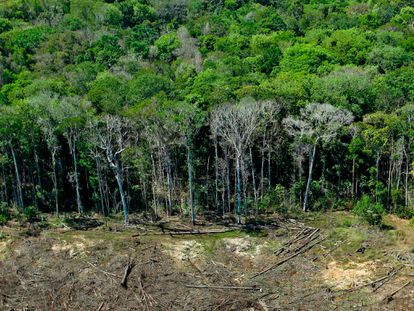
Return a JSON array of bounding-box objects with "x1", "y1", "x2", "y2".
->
[
  {"x1": 289, "y1": 229, "x2": 320, "y2": 253},
  {"x1": 384, "y1": 281, "x2": 411, "y2": 303},
  {"x1": 133, "y1": 228, "x2": 236, "y2": 237},
  {"x1": 185, "y1": 284, "x2": 262, "y2": 292},
  {"x1": 120, "y1": 260, "x2": 135, "y2": 289},
  {"x1": 372, "y1": 267, "x2": 401, "y2": 293},
  {"x1": 251, "y1": 237, "x2": 325, "y2": 279},
  {"x1": 97, "y1": 302, "x2": 104, "y2": 311},
  {"x1": 312, "y1": 240, "x2": 345, "y2": 262},
  {"x1": 85, "y1": 261, "x2": 118, "y2": 278}
]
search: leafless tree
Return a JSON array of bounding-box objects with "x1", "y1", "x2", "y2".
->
[
  {"x1": 211, "y1": 98, "x2": 265, "y2": 224},
  {"x1": 89, "y1": 115, "x2": 132, "y2": 225}
]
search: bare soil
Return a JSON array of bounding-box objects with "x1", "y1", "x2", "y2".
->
[{"x1": 0, "y1": 212, "x2": 413, "y2": 310}]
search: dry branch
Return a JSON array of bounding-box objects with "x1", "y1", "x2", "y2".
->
[
  {"x1": 372, "y1": 268, "x2": 401, "y2": 293},
  {"x1": 251, "y1": 237, "x2": 325, "y2": 279},
  {"x1": 120, "y1": 260, "x2": 135, "y2": 289},
  {"x1": 85, "y1": 261, "x2": 118, "y2": 278},
  {"x1": 185, "y1": 284, "x2": 262, "y2": 291},
  {"x1": 384, "y1": 281, "x2": 411, "y2": 303},
  {"x1": 97, "y1": 302, "x2": 104, "y2": 311},
  {"x1": 133, "y1": 228, "x2": 235, "y2": 237}
]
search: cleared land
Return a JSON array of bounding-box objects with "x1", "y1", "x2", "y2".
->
[{"x1": 1, "y1": 212, "x2": 413, "y2": 310}]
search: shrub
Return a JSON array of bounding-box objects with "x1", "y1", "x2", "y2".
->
[
  {"x1": 0, "y1": 202, "x2": 10, "y2": 225},
  {"x1": 353, "y1": 195, "x2": 385, "y2": 226},
  {"x1": 258, "y1": 184, "x2": 287, "y2": 214},
  {"x1": 23, "y1": 206, "x2": 41, "y2": 223}
]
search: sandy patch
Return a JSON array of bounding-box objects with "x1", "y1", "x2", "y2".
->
[
  {"x1": 51, "y1": 235, "x2": 99, "y2": 257},
  {"x1": 223, "y1": 237, "x2": 252, "y2": 256},
  {"x1": 322, "y1": 260, "x2": 378, "y2": 290},
  {"x1": 165, "y1": 240, "x2": 204, "y2": 264}
]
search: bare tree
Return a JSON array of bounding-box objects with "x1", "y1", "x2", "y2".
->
[
  {"x1": 283, "y1": 103, "x2": 353, "y2": 211},
  {"x1": 89, "y1": 115, "x2": 132, "y2": 225},
  {"x1": 211, "y1": 98, "x2": 264, "y2": 224}
]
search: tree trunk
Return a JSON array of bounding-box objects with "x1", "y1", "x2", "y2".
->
[
  {"x1": 52, "y1": 150, "x2": 59, "y2": 215},
  {"x1": 375, "y1": 151, "x2": 381, "y2": 202},
  {"x1": 96, "y1": 155, "x2": 105, "y2": 215},
  {"x1": 69, "y1": 134, "x2": 83, "y2": 214},
  {"x1": 249, "y1": 147, "x2": 258, "y2": 210},
  {"x1": 187, "y1": 143, "x2": 195, "y2": 225},
  {"x1": 303, "y1": 142, "x2": 317, "y2": 212},
  {"x1": 166, "y1": 165, "x2": 172, "y2": 217},
  {"x1": 260, "y1": 132, "x2": 266, "y2": 198},
  {"x1": 214, "y1": 137, "x2": 219, "y2": 211},
  {"x1": 404, "y1": 145, "x2": 410, "y2": 207},
  {"x1": 351, "y1": 157, "x2": 356, "y2": 201},
  {"x1": 10, "y1": 144, "x2": 23, "y2": 209},
  {"x1": 225, "y1": 149, "x2": 231, "y2": 215},
  {"x1": 115, "y1": 159, "x2": 128, "y2": 225},
  {"x1": 236, "y1": 154, "x2": 242, "y2": 224},
  {"x1": 205, "y1": 156, "x2": 210, "y2": 211},
  {"x1": 150, "y1": 152, "x2": 158, "y2": 216}
]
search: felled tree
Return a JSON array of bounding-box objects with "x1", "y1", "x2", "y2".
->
[{"x1": 283, "y1": 103, "x2": 353, "y2": 211}]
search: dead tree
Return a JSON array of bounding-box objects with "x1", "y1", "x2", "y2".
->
[
  {"x1": 211, "y1": 98, "x2": 265, "y2": 224},
  {"x1": 91, "y1": 115, "x2": 132, "y2": 225}
]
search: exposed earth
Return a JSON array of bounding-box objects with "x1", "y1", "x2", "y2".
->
[{"x1": 1, "y1": 212, "x2": 413, "y2": 310}]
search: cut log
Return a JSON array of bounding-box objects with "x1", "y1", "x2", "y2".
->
[
  {"x1": 384, "y1": 281, "x2": 411, "y2": 303},
  {"x1": 120, "y1": 260, "x2": 135, "y2": 289},
  {"x1": 185, "y1": 284, "x2": 262, "y2": 292},
  {"x1": 251, "y1": 237, "x2": 325, "y2": 279},
  {"x1": 133, "y1": 228, "x2": 235, "y2": 237}
]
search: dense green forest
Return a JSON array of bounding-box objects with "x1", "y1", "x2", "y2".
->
[{"x1": 0, "y1": 0, "x2": 413, "y2": 225}]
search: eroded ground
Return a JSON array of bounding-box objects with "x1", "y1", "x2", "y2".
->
[{"x1": 0, "y1": 212, "x2": 413, "y2": 310}]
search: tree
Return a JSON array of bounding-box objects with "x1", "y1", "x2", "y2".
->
[
  {"x1": 30, "y1": 92, "x2": 61, "y2": 215},
  {"x1": 211, "y1": 98, "x2": 264, "y2": 224},
  {"x1": 89, "y1": 115, "x2": 132, "y2": 225},
  {"x1": 283, "y1": 103, "x2": 353, "y2": 211},
  {"x1": 57, "y1": 96, "x2": 91, "y2": 214}
]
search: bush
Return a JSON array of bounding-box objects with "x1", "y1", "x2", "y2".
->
[
  {"x1": 0, "y1": 202, "x2": 10, "y2": 225},
  {"x1": 23, "y1": 206, "x2": 41, "y2": 223},
  {"x1": 353, "y1": 195, "x2": 385, "y2": 226},
  {"x1": 258, "y1": 184, "x2": 287, "y2": 214}
]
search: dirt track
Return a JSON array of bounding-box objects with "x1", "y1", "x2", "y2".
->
[{"x1": 1, "y1": 212, "x2": 414, "y2": 310}]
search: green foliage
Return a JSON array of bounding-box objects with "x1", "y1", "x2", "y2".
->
[
  {"x1": 154, "y1": 32, "x2": 180, "y2": 62},
  {"x1": 127, "y1": 73, "x2": 173, "y2": 104},
  {"x1": 279, "y1": 43, "x2": 335, "y2": 74},
  {"x1": 311, "y1": 66, "x2": 376, "y2": 116},
  {"x1": 353, "y1": 195, "x2": 385, "y2": 226},
  {"x1": 259, "y1": 184, "x2": 287, "y2": 213},
  {"x1": 88, "y1": 34, "x2": 124, "y2": 67},
  {"x1": 0, "y1": 0, "x2": 413, "y2": 223},
  {"x1": 369, "y1": 45, "x2": 411, "y2": 72},
  {"x1": 87, "y1": 72, "x2": 126, "y2": 113},
  {"x1": 126, "y1": 23, "x2": 158, "y2": 57},
  {"x1": 23, "y1": 206, "x2": 41, "y2": 223},
  {"x1": 322, "y1": 28, "x2": 370, "y2": 65},
  {"x1": 0, "y1": 202, "x2": 10, "y2": 225}
]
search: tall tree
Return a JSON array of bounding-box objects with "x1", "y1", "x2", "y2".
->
[
  {"x1": 283, "y1": 103, "x2": 353, "y2": 211},
  {"x1": 211, "y1": 98, "x2": 264, "y2": 224}
]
